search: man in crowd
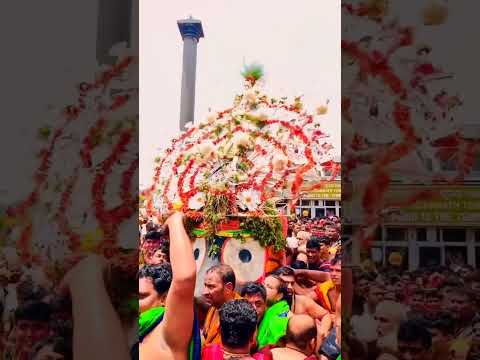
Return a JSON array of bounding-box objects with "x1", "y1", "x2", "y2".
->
[
  {"x1": 241, "y1": 282, "x2": 267, "y2": 323},
  {"x1": 271, "y1": 267, "x2": 330, "y2": 319},
  {"x1": 446, "y1": 288, "x2": 476, "y2": 337},
  {"x1": 396, "y1": 320, "x2": 433, "y2": 360},
  {"x1": 138, "y1": 212, "x2": 199, "y2": 360},
  {"x1": 202, "y1": 299, "x2": 258, "y2": 360},
  {"x1": 270, "y1": 314, "x2": 318, "y2": 360},
  {"x1": 306, "y1": 238, "x2": 330, "y2": 271},
  {"x1": 314, "y1": 256, "x2": 341, "y2": 313},
  {"x1": 258, "y1": 274, "x2": 291, "y2": 350},
  {"x1": 4, "y1": 301, "x2": 52, "y2": 360},
  {"x1": 148, "y1": 241, "x2": 170, "y2": 265},
  {"x1": 202, "y1": 264, "x2": 241, "y2": 346}
]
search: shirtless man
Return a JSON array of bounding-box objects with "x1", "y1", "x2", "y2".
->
[
  {"x1": 139, "y1": 212, "x2": 197, "y2": 360},
  {"x1": 270, "y1": 314, "x2": 318, "y2": 360},
  {"x1": 271, "y1": 267, "x2": 329, "y2": 319}
]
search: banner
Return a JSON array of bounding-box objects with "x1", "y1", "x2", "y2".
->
[{"x1": 304, "y1": 182, "x2": 341, "y2": 200}]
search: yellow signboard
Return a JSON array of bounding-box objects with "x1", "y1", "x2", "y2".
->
[
  {"x1": 384, "y1": 185, "x2": 480, "y2": 225},
  {"x1": 304, "y1": 182, "x2": 341, "y2": 200}
]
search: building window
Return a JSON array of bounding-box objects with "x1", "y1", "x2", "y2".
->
[
  {"x1": 442, "y1": 228, "x2": 466, "y2": 242},
  {"x1": 419, "y1": 247, "x2": 441, "y2": 268},
  {"x1": 475, "y1": 230, "x2": 480, "y2": 242},
  {"x1": 385, "y1": 228, "x2": 407, "y2": 242},
  {"x1": 445, "y1": 246, "x2": 467, "y2": 266},
  {"x1": 476, "y1": 247, "x2": 480, "y2": 267},
  {"x1": 296, "y1": 198, "x2": 340, "y2": 218},
  {"x1": 440, "y1": 157, "x2": 458, "y2": 171},
  {"x1": 417, "y1": 228, "x2": 427, "y2": 242},
  {"x1": 371, "y1": 247, "x2": 383, "y2": 263},
  {"x1": 315, "y1": 208, "x2": 325, "y2": 218}
]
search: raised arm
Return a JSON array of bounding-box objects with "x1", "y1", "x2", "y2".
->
[
  {"x1": 303, "y1": 295, "x2": 329, "y2": 319},
  {"x1": 294, "y1": 269, "x2": 331, "y2": 283},
  {"x1": 162, "y1": 212, "x2": 197, "y2": 351},
  {"x1": 59, "y1": 255, "x2": 130, "y2": 360}
]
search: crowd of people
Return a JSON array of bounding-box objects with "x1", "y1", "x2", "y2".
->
[
  {"x1": 0, "y1": 248, "x2": 138, "y2": 360},
  {"x1": 7, "y1": 208, "x2": 480, "y2": 359},
  {"x1": 347, "y1": 258, "x2": 480, "y2": 360},
  {"x1": 139, "y1": 212, "x2": 342, "y2": 360}
]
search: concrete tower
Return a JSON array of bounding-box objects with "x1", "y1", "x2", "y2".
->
[{"x1": 177, "y1": 17, "x2": 204, "y2": 130}]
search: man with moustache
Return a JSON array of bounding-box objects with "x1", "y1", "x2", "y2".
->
[{"x1": 202, "y1": 264, "x2": 241, "y2": 347}]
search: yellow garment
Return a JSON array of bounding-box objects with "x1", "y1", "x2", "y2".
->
[
  {"x1": 329, "y1": 244, "x2": 339, "y2": 255},
  {"x1": 315, "y1": 280, "x2": 335, "y2": 313}
]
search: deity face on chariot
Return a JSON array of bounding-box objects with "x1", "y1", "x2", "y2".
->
[{"x1": 192, "y1": 219, "x2": 286, "y2": 296}]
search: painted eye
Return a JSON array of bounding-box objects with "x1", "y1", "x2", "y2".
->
[
  {"x1": 221, "y1": 238, "x2": 266, "y2": 285},
  {"x1": 192, "y1": 237, "x2": 207, "y2": 273}
]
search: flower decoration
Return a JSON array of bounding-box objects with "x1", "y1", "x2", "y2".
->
[
  {"x1": 272, "y1": 153, "x2": 288, "y2": 172},
  {"x1": 141, "y1": 64, "x2": 339, "y2": 251},
  {"x1": 4, "y1": 48, "x2": 138, "y2": 263},
  {"x1": 188, "y1": 192, "x2": 206, "y2": 210},
  {"x1": 237, "y1": 189, "x2": 262, "y2": 212}
]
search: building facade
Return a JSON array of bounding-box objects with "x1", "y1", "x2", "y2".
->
[
  {"x1": 295, "y1": 180, "x2": 341, "y2": 218},
  {"x1": 344, "y1": 133, "x2": 480, "y2": 270}
]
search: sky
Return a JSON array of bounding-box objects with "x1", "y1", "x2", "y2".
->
[
  {"x1": 139, "y1": 0, "x2": 341, "y2": 187},
  {"x1": 0, "y1": 2, "x2": 476, "y2": 200}
]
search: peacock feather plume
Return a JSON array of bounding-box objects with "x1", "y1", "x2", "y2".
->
[{"x1": 241, "y1": 63, "x2": 264, "y2": 85}]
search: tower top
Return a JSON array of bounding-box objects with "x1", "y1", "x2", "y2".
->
[{"x1": 177, "y1": 17, "x2": 204, "y2": 41}]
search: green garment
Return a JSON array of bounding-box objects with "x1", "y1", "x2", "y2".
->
[
  {"x1": 138, "y1": 306, "x2": 201, "y2": 360},
  {"x1": 139, "y1": 306, "x2": 165, "y2": 338},
  {"x1": 256, "y1": 300, "x2": 290, "y2": 349}
]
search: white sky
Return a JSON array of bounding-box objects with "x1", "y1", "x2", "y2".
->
[{"x1": 139, "y1": 0, "x2": 341, "y2": 187}]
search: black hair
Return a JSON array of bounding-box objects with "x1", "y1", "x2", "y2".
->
[
  {"x1": 138, "y1": 264, "x2": 172, "y2": 295},
  {"x1": 145, "y1": 221, "x2": 158, "y2": 232},
  {"x1": 145, "y1": 230, "x2": 162, "y2": 240},
  {"x1": 397, "y1": 320, "x2": 432, "y2": 350},
  {"x1": 291, "y1": 260, "x2": 308, "y2": 270},
  {"x1": 331, "y1": 254, "x2": 342, "y2": 266},
  {"x1": 265, "y1": 274, "x2": 291, "y2": 307},
  {"x1": 306, "y1": 238, "x2": 321, "y2": 250},
  {"x1": 206, "y1": 264, "x2": 236, "y2": 289},
  {"x1": 15, "y1": 301, "x2": 52, "y2": 323},
  {"x1": 271, "y1": 266, "x2": 295, "y2": 278},
  {"x1": 286, "y1": 318, "x2": 317, "y2": 349},
  {"x1": 241, "y1": 282, "x2": 267, "y2": 302},
  {"x1": 219, "y1": 299, "x2": 257, "y2": 349},
  {"x1": 427, "y1": 314, "x2": 454, "y2": 335},
  {"x1": 159, "y1": 241, "x2": 170, "y2": 262}
]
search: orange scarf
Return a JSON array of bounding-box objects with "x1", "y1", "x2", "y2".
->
[
  {"x1": 315, "y1": 280, "x2": 335, "y2": 313},
  {"x1": 202, "y1": 293, "x2": 242, "y2": 347}
]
